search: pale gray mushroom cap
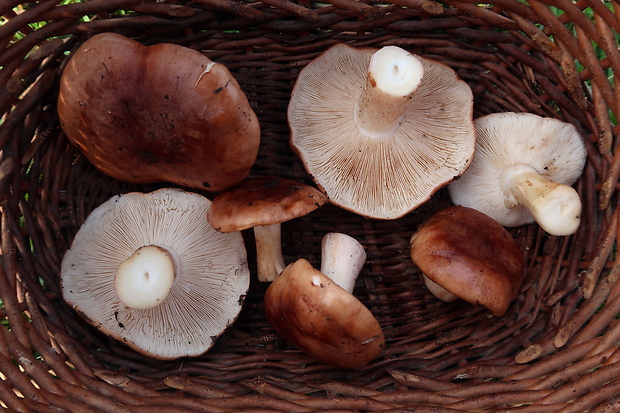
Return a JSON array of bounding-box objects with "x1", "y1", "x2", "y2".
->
[
  {"x1": 449, "y1": 112, "x2": 587, "y2": 229},
  {"x1": 288, "y1": 43, "x2": 475, "y2": 220},
  {"x1": 61, "y1": 188, "x2": 250, "y2": 360}
]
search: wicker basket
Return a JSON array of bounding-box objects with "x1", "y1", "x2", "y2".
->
[{"x1": 1, "y1": 0, "x2": 619, "y2": 411}]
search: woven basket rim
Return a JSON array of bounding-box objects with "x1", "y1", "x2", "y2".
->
[{"x1": 1, "y1": 1, "x2": 619, "y2": 411}]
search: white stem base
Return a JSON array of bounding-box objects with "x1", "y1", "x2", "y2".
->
[
  {"x1": 422, "y1": 274, "x2": 459, "y2": 302},
  {"x1": 500, "y1": 163, "x2": 581, "y2": 236},
  {"x1": 115, "y1": 245, "x2": 176, "y2": 310},
  {"x1": 354, "y1": 46, "x2": 424, "y2": 137},
  {"x1": 320, "y1": 232, "x2": 366, "y2": 293},
  {"x1": 254, "y1": 224, "x2": 286, "y2": 282}
]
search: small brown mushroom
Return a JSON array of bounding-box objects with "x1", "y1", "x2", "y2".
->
[
  {"x1": 57, "y1": 32, "x2": 260, "y2": 192},
  {"x1": 207, "y1": 176, "x2": 327, "y2": 282},
  {"x1": 264, "y1": 233, "x2": 384, "y2": 369},
  {"x1": 410, "y1": 206, "x2": 525, "y2": 317}
]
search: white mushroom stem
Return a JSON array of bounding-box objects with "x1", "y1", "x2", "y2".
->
[
  {"x1": 500, "y1": 163, "x2": 582, "y2": 236},
  {"x1": 254, "y1": 224, "x2": 286, "y2": 282},
  {"x1": 320, "y1": 232, "x2": 367, "y2": 293},
  {"x1": 354, "y1": 46, "x2": 424, "y2": 138},
  {"x1": 422, "y1": 275, "x2": 458, "y2": 302},
  {"x1": 115, "y1": 245, "x2": 176, "y2": 310}
]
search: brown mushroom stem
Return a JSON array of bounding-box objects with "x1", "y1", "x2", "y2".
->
[
  {"x1": 114, "y1": 245, "x2": 177, "y2": 310},
  {"x1": 320, "y1": 232, "x2": 366, "y2": 293},
  {"x1": 254, "y1": 224, "x2": 286, "y2": 282},
  {"x1": 353, "y1": 46, "x2": 424, "y2": 137},
  {"x1": 500, "y1": 163, "x2": 581, "y2": 236}
]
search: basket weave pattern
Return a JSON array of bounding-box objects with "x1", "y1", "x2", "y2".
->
[{"x1": 1, "y1": 0, "x2": 619, "y2": 411}]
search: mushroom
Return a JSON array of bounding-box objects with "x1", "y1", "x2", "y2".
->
[
  {"x1": 207, "y1": 176, "x2": 327, "y2": 282},
  {"x1": 448, "y1": 112, "x2": 587, "y2": 236},
  {"x1": 61, "y1": 188, "x2": 250, "y2": 360},
  {"x1": 57, "y1": 32, "x2": 260, "y2": 192},
  {"x1": 410, "y1": 205, "x2": 525, "y2": 317},
  {"x1": 288, "y1": 43, "x2": 475, "y2": 219},
  {"x1": 264, "y1": 233, "x2": 384, "y2": 369}
]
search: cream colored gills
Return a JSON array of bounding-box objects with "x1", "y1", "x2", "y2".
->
[
  {"x1": 289, "y1": 43, "x2": 476, "y2": 220},
  {"x1": 61, "y1": 188, "x2": 250, "y2": 360}
]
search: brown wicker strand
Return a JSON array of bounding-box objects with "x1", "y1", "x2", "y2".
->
[
  {"x1": 511, "y1": 338, "x2": 600, "y2": 379},
  {"x1": 0, "y1": 322, "x2": 65, "y2": 397},
  {"x1": 0, "y1": 382, "x2": 31, "y2": 413},
  {"x1": 581, "y1": 204, "x2": 618, "y2": 299},
  {"x1": 527, "y1": 345, "x2": 617, "y2": 391},
  {"x1": 191, "y1": 0, "x2": 266, "y2": 21}
]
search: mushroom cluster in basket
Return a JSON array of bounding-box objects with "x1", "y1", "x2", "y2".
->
[{"x1": 58, "y1": 33, "x2": 587, "y2": 368}]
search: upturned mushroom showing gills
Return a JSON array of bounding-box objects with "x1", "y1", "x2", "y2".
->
[
  {"x1": 449, "y1": 112, "x2": 587, "y2": 236},
  {"x1": 288, "y1": 43, "x2": 475, "y2": 219},
  {"x1": 61, "y1": 188, "x2": 250, "y2": 360},
  {"x1": 410, "y1": 206, "x2": 525, "y2": 317},
  {"x1": 264, "y1": 233, "x2": 384, "y2": 369},
  {"x1": 207, "y1": 176, "x2": 327, "y2": 282},
  {"x1": 57, "y1": 32, "x2": 260, "y2": 192}
]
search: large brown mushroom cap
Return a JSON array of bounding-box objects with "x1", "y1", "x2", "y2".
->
[
  {"x1": 58, "y1": 32, "x2": 260, "y2": 192},
  {"x1": 410, "y1": 206, "x2": 525, "y2": 317},
  {"x1": 264, "y1": 259, "x2": 384, "y2": 369}
]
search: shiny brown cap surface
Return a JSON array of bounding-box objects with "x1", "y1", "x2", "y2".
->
[
  {"x1": 207, "y1": 177, "x2": 327, "y2": 232},
  {"x1": 264, "y1": 259, "x2": 384, "y2": 369},
  {"x1": 410, "y1": 205, "x2": 525, "y2": 316}
]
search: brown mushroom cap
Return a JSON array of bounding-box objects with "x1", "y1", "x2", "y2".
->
[
  {"x1": 208, "y1": 176, "x2": 328, "y2": 282},
  {"x1": 207, "y1": 176, "x2": 328, "y2": 232},
  {"x1": 410, "y1": 205, "x2": 525, "y2": 316},
  {"x1": 58, "y1": 32, "x2": 260, "y2": 192},
  {"x1": 264, "y1": 259, "x2": 384, "y2": 369}
]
